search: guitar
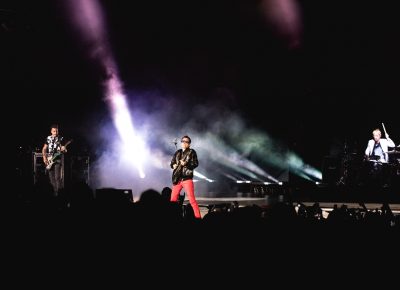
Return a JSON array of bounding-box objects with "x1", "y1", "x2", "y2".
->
[
  {"x1": 172, "y1": 149, "x2": 191, "y2": 185},
  {"x1": 46, "y1": 139, "x2": 73, "y2": 170}
]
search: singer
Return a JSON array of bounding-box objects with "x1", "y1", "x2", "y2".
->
[{"x1": 170, "y1": 135, "x2": 201, "y2": 218}]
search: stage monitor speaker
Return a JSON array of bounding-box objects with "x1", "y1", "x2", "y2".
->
[{"x1": 95, "y1": 188, "x2": 133, "y2": 203}]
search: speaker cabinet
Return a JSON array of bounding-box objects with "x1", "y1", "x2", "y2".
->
[
  {"x1": 32, "y1": 152, "x2": 64, "y2": 187},
  {"x1": 69, "y1": 155, "x2": 90, "y2": 185},
  {"x1": 322, "y1": 156, "x2": 340, "y2": 184}
]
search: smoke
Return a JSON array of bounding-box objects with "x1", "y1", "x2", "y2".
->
[
  {"x1": 87, "y1": 88, "x2": 320, "y2": 199},
  {"x1": 59, "y1": 0, "x2": 319, "y2": 198},
  {"x1": 260, "y1": 0, "x2": 303, "y2": 49},
  {"x1": 59, "y1": 0, "x2": 147, "y2": 179}
]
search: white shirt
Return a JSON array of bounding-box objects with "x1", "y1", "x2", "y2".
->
[{"x1": 365, "y1": 137, "x2": 395, "y2": 162}]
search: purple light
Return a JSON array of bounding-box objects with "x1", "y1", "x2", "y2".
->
[{"x1": 63, "y1": 0, "x2": 146, "y2": 178}]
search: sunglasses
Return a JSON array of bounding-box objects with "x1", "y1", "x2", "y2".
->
[{"x1": 181, "y1": 140, "x2": 190, "y2": 144}]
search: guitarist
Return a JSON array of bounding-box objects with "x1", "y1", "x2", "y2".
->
[
  {"x1": 170, "y1": 135, "x2": 201, "y2": 219},
  {"x1": 42, "y1": 124, "x2": 67, "y2": 196}
]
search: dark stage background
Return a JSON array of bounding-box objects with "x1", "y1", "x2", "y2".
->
[{"x1": 2, "y1": 0, "x2": 400, "y2": 175}]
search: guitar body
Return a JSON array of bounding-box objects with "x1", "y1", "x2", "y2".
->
[
  {"x1": 172, "y1": 164, "x2": 183, "y2": 185},
  {"x1": 46, "y1": 152, "x2": 62, "y2": 170},
  {"x1": 171, "y1": 149, "x2": 191, "y2": 185},
  {"x1": 45, "y1": 139, "x2": 73, "y2": 170}
]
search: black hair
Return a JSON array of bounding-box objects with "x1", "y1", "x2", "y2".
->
[{"x1": 181, "y1": 135, "x2": 191, "y2": 144}]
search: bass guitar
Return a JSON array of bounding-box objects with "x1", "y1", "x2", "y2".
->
[{"x1": 46, "y1": 139, "x2": 73, "y2": 170}]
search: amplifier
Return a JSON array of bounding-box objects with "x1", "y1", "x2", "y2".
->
[{"x1": 32, "y1": 152, "x2": 64, "y2": 186}]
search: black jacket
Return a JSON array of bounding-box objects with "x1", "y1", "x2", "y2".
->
[{"x1": 170, "y1": 148, "x2": 198, "y2": 182}]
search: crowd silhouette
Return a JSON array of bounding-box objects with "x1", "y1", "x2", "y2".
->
[{"x1": 6, "y1": 178, "x2": 400, "y2": 236}]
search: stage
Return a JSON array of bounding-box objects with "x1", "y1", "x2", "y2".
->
[{"x1": 187, "y1": 184, "x2": 400, "y2": 218}]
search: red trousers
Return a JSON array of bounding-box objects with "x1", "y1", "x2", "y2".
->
[{"x1": 170, "y1": 179, "x2": 201, "y2": 218}]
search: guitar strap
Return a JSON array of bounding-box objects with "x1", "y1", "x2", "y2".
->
[{"x1": 177, "y1": 149, "x2": 191, "y2": 165}]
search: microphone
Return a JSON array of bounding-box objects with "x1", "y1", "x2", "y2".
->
[{"x1": 173, "y1": 138, "x2": 177, "y2": 145}]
